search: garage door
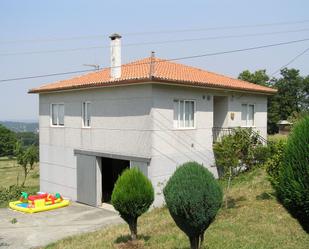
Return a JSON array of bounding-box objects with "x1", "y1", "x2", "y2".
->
[{"x1": 76, "y1": 154, "x2": 97, "y2": 206}]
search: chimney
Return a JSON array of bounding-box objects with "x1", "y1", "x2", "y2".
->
[{"x1": 109, "y1": 33, "x2": 122, "y2": 79}]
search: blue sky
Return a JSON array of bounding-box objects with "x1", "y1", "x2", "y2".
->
[{"x1": 1, "y1": 0, "x2": 309, "y2": 121}]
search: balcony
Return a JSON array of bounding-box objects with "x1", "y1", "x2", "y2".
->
[{"x1": 212, "y1": 127, "x2": 267, "y2": 144}]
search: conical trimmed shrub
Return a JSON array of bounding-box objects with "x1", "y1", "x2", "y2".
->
[
  {"x1": 163, "y1": 162, "x2": 223, "y2": 249},
  {"x1": 111, "y1": 168, "x2": 154, "y2": 240},
  {"x1": 276, "y1": 115, "x2": 309, "y2": 232}
]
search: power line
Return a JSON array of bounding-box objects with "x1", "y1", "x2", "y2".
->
[
  {"x1": 123, "y1": 19, "x2": 309, "y2": 36},
  {"x1": 271, "y1": 47, "x2": 309, "y2": 76},
  {"x1": 168, "y1": 38, "x2": 309, "y2": 62},
  {"x1": 0, "y1": 69, "x2": 96, "y2": 83},
  {"x1": 1, "y1": 27, "x2": 309, "y2": 57},
  {"x1": 1, "y1": 19, "x2": 309, "y2": 44},
  {"x1": 1, "y1": 37, "x2": 309, "y2": 83}
]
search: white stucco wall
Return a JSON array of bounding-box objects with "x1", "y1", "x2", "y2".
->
[
  {"x1": 38, "y1": 83, "x2": 268, "y2": 206},
  {"x1": 149, "y1": 85, "x2": 217, "y2": 206},
  {"x1": 227, "y1": 93, "x2": 268, "y2": 139},
  {"x1": 39, "y1": 84, "x2": 153, "y2": 200}
]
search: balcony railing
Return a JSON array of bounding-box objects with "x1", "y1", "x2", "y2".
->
[{"x1": 212, "y1": 127, "x2": 268, "y2": 144}]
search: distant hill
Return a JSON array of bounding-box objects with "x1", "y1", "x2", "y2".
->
[{"x1": 0, "y1": 121, "x2": 38, "y2": 133}]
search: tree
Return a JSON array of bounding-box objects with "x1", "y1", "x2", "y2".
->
[
  {"x1": 163, "y1": 162, "x2": 223, "y2": 249},
  {"x1": 15, "y1": 143, "x2": 39, "y2": 186},
  {"x1": 213, "y1": 128, "x2": 261, "y2": 207},
  {"x1": 16, "y1": 132, "x2": 39, "y2": 147},
  {"x1": 238, "y1": 68, "x2": 309, "y2": 134},
  {"x1": 111, "y1": 168, "x2": 154, "y2": 240},
  {"x1": 238, "y1": 69, "x2": 270, "y2": 86},
  {"x1": 0, "y1": 124, "x2": 17, "y2": 157}
]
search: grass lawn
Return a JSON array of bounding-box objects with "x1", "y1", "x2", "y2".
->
[
  {"x1": 0, "y1": 157, "x2": 39, "y2": 188},
  {"x1": 0, "y1": 157, "x2": 39, "y2": 207},
  {"x1": 268, "y1": 134, "x2": 288, "y2": 142},
  {"x1": 45, "y1": 168, "x2": 309, "y2": 249}
]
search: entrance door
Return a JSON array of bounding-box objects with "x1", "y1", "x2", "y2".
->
[
  {"x1": 101, "y1": 157, "x2": 130, "y2": 203},
  {"x1": 76, "y1": 154, "x2": 97, "y2": 206}
]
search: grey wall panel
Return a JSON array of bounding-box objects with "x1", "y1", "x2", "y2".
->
[
  {"x1": 76, "y1": 154, "x2": 97, "y2": 206},
  {"x1": 130, "y1": 161, "x2": 149, "y2": 177}
]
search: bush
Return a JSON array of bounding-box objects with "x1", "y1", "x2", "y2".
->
[
  {"x1": 0, "y1": 185, "x2": 38, "y2": 207},
  {"x1": 275, "y1": 116, "x2": 309, "y2": 232},
  {"x1": 213, "y1": 128, "x2": 263, "y2": 178},
  {"x1": 265, "y1": 139, "x2": 287, "y2": 186},
  {"x1": 111, "y1": 168, "x2": 154, "y2": 240},
  {"x1": 163, "y1": 162, "x2": 223, "y2": 249},
  {"x1": 253, "y1": 144, "x2": 272, "y2": 165}
]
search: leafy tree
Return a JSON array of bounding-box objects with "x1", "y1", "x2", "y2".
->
[
  {"x1": 16, "y1": 132, "x2": 39, "y2": 147},
  {"x1": 15, "y1": 142, "x2": 39, "y2": 186},
  {"x1": 111, "y1": 168, "x2": 154, "y2": 240},
  {"x1": 268, "y1": 68, "x2": 309, "y2": 133},
  {"x1": 272, "y1": 68, "x2": 307, "y2": 119},
  {"x1": 238, "y1": 68, "x2": 309, "y2": 134},
  {"x1": 163, "y1": 162, "x2": 222, "y2": 249},
  {"x1": 213, "y1": 128, "x2": 262, "y2": 207},
  {"x1": 0, "y1": 124, "x2": 17, "y2": 157},
  {"x1": 238, "y1": 69, "x2": 270, "y2": 86}
]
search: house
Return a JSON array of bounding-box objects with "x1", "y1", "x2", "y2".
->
[{"x1": 29, "y1": 34, "x2": 276, "y2": 207}]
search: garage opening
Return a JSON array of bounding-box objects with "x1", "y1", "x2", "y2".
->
[{"x1": 101, "y1": 157, "x2": 130, "y2": 203}]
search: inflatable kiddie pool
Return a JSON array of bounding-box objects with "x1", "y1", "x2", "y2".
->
[{"x1": 9, "y1": 192, "x2": 70, "y2": 213}]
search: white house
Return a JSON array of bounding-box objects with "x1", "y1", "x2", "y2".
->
[{"x1": 29, "y1": 34, "x2": 276, "y2": 207}]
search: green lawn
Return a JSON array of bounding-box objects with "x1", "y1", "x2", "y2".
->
[
  {"x1": 0, "y1": 157, "x2": 39, "y2": 188},
  {"x1": 45, "y1": 168, "x2": 309, "y2": 249},
  {"x1": 0, "y1": 157, "x2": 39, "y2": 207}
]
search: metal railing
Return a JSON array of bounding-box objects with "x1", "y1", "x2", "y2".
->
[{"x1": 212, "y1": 127, "x2": 268, "y2": 144}]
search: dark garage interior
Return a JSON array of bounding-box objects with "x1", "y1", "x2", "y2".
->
[{"x1": 101, "y1": 157, "x2": 130, "y2": 203}]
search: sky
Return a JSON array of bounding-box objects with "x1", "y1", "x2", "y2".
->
[{"x1": 0, "y1": 0, "x2": 309, "y2": 121}]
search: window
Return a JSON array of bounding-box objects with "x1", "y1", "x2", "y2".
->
[
  {"x1": 82, "y1": 101, "x2": 91, "y2": 127},
  {"x1": 241, "y1": 104, "x2": 255, "y2": 127},
  {"x1": 173, "y1": 100, "x2": 195, "y2": 129},
  {"x1": 51, "y1": 104, "x2": 64, "y2": 126}
]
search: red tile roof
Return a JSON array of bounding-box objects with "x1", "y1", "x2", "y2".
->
[{"x1": 29, "y1": 57, "x2": 277, "y2": 94}]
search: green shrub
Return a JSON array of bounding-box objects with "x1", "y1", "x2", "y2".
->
[
  {"x1": 111, "y1": 168, "x2": 154, "y2": 240},
  {"x1": 0, "y1": 185, "x2": 38, "y2": 207},
  {"x1": 253, "y1": 144, "x2": 272, "y2": 165},
  {"x1": 213, "y1": 134, "x2": 239, "y2": 178},
  {"x1": 265, "y1": 140, "x2": 287, "y2": 186},
  {"x1": 275, "y1": 116, "x2": 309, "y2": 232},
  {"x1": 213, "y1": 128, "x2": 263, "y2": 178},
  {"x1": 163, "y1": 162, "x2": 223, "y2": 249}
]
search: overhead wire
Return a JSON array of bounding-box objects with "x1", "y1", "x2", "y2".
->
[
  {"x1": 1, "y1": 37, "x2": 309, "y2": 83},
  {"x1": 1, "y1": 27, "x2": 309, "y2": 56},
  {"x1": 270, "y1": 47, "x2": 309, "y2": 76},
  {"x1": 1, "y1": 19, "x2": 309, "y2": 44}
]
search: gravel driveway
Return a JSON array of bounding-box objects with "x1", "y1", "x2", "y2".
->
[{"x1": 0, "y1": 202, "x2": 122, "y2": 249}]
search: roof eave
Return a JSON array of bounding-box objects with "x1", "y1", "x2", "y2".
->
[{"x1": 28, "y1": 77, "x2": 277, "y2": 95}]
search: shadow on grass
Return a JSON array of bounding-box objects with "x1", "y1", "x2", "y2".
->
[
  {"x1": 256, "y1": 192, "x2": 275, "y2": 200},
  {"x1": 172, "y1": 243, "x2": 211, "y2": 249},
  {"x1": 226, "y1": 196, "x2": 247, "y2": 209},
  {"x1": 114, "y1": 234, "x2": 151, "y2": 244}
]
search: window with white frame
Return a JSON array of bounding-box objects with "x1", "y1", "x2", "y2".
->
[
  {"x1": 51, "y1": 104, "x2": 64, "y2": 126},
  {"x1": 173, "y1": 100, "x2": 195, "y2": 129},
  {"x1": 82, "y1": 101, "x2": 91, "y2": 127},
  {"x1": 241, "y1": 104, "x2": 255, "y2": 127}
]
